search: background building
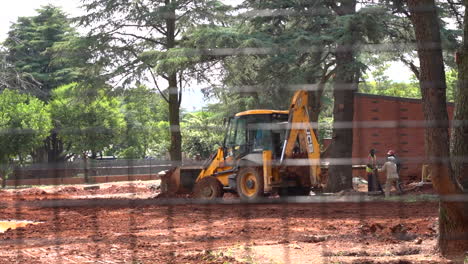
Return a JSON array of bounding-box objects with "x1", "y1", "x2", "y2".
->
[{"x1": 353, "y1": 93, "x2": 454, "y2": 183}]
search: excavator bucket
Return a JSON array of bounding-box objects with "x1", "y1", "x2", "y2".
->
[{"x1": 160, "y1": 167, "x2": 201, "y2": 195}]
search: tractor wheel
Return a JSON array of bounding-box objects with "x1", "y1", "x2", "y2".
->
[
  {"x1": 236, "y1": 167, "x2": 264, "y2": 200},
  {"x1": 193, "y1": 176, "x2": 224, "y2": 200}
]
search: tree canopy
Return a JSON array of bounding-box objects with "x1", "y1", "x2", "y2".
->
[
  {"x1": 78, "y1": 0, "x2": 231, "y2": 161},
  {"x1": 48, "y1": 83, "x2": 126, "y2": 158},
  {"x1": 3, "y1": 5, "x2": 89, "y2": 100},
  {"x1": 0, "y1": 89, "x2": 52, "y2": 186},
  {"x1": 117, "y1": 85, "x2": 169, "y2": 159}
]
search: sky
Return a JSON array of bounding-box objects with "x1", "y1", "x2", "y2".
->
[
  {"x1": 1, "y1": 0, "x2": 413, "y2": 111},
  {"x1": 0, "y1": 0, "x2": 81, "y2": 39}
]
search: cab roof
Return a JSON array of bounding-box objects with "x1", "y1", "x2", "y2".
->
[{"x1": 235, "y1": 109, "x2": 289, "y2": 117}]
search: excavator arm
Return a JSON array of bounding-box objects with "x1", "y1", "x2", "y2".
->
[{"x1": 280, "y1": 90, "x2": 321, "y2": 185}]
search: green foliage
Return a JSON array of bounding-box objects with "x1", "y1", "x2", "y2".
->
[
  {"x1": 48, "y1": 83, "x2": 126, "y2": 156},
  {"x1": 360, "y1": 63, "x2": 457, "y2": 102},
  {"x1": 332, "y1": 6, "x2": 388, "y2": 45},
  {"x1": 318, "y1": 116, "x2": 333, "y2": 146},
  {"x1": 0, "y1": 89, "x2": 52, "y2": 184},
  {"x1": 0, "y1": 89, "x2": 52, "y2": 158},
  {"x1": 149, "y1": 121, "x2": 171, "y2": 158},
  {"x1": 445, "y1": 69, "x2": 457, "y2": 102},
  {"x1": 79, "y1": 0, "x2": 233, "y2": 160},
  {"x1": 117, "y1": 85, "x2": 170, "y2": 159},
  {"x1": 0, "y1": 48, "x2": 41, "y2": 92},
  {"x1": 182, "y1": 111, "x2": 224, "y2": 159},
  {"x1": 190, "y1": 1, "x2": 392, "y2": 119},
  {"x1": 77, "y1": 0, "x2": 233, "y2": 90},
  {"x1": 3, "y1": 5, "x2": 87, "y2": 100},
  {"x1": 360, "y1": 80, "x2": 421, "y2": 98}
]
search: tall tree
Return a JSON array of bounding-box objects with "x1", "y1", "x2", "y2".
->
[
  {"x1": 325, "y1": 0, "x2": 370, "y2": 192},
  {"x1": 406, "y1": 0, "x2": 468, "y2": 258},
  {"x1": 3, "y1": 5, "x2": 93, "y2": 163},
  {"x1": 79, "y1": 0, "x2": 230, "y2": 162},
  {"x1": 189, "y1": 0, "x2": 337, "y2": 124},
  {"x1": 188, "y1": 1, "x2": 386, "y2": 192},
  {"x1": 3, "y1": 5, "x2": 87, "y2": 100},
  {"x1": 451, "y1": 0, "x2": 468, "y2": 190},
  {"x1": 0, "y1": 48, "x2": 41, "y2": 92}
]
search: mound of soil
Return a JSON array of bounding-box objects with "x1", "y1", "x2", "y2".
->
[
  {"x1": 55, "y1": 186, "x2": 86, "y2": 195},
  {"x1": 96, "y1": 184, "x2": 151, "y2": 195},
  {"x1": 18, "y1": 188, "x2": 48, "y2": 196},
  {"x1": 178, "y1": 252, "x2": 245, "y2": 264},
  {"x1": 154, "y1": 192, "x2": 191, "y2": 199}
]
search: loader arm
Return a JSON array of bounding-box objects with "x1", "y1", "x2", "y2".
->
[
  {"x1": 195, "y1": 147, "x2": 234, "y2": 186},
  {"x1": 280, "y1": 90, "x2": 321, "y2": 185}
]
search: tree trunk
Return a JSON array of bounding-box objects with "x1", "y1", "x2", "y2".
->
[
  {"x1": 168, "y1": 74, "x2": 182, "y2": 162},
  {"x1": 166, "y1": 2, "x2": 182, "y2": 162},
  {"x1": 31, "y1": 144, "x2": 47, "y2": 163},
  {"x1": 83, "y1": 152, "x2": 90, "y2": 184},
  {"x1": 326, "y1": 0, "x2": 358, "y2": 192},
  {"x1": 407, "y1": 0, "x2": 468, "y2": 259},
  {"x1": 0, "y1": 168, "x2": 5, "y2": 188},
  {"x1": 451, "y1": 1, "x2": 468, "y2": 190},
  {"x1": 0, "y1": 159, "x2": 12, "y2": 189},
  {"x1": 47, "y1": 131, "x2": 66, "y2": 163}
]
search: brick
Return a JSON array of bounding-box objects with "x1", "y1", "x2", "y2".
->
[
  {"x1": 109, "y1": 175, "x2": 130, "y2": 182},
  {"x1": 6, "y1": 179, "x2": 40, "y2": 186},
  {"x1": 62, "y1": 178, "x2": 85, "y2": 185},
  {"x1": 93, "y1": 176, "x2": 108, "y2": 183},
  {"x1": 39, "y1": 178, "x2": 62, "y2": 185},
  {"x1": 353, "y1": 93, "x2": 454, "y2": 182}
]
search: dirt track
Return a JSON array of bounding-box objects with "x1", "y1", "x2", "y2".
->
[{"x1": 0, "y1": 182, "x2": 454, "y2": 264}]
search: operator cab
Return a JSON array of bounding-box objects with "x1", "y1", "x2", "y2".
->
[{"x1": 224, "y1": 110, "x2": 289, "y2": 159}]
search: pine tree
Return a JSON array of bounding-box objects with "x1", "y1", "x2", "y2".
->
[
  {"x1": 3, "y1": 5, "x2": 93, "y2": 163},
  {"x1": 3, "y1": 5, "x2": 86, "y2": 100},
  {"x1": 407, "y1": 0, "x2": 468, "y2": 258},
  {"x1": 79, "y1": 0, "x2": 230, "y2": 162}
]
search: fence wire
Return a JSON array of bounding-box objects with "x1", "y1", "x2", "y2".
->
[{"x1": 1, "y1": 6, "x2": 468, "y2": 263}]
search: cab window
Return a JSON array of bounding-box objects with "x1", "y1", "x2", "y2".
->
[{"x1": 234, "y1": 118, "x2": 246, "y2": 146}]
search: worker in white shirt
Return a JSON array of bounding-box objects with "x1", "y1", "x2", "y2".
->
[{"x1": 378, "y1": 156, "x2": 400, "y2": 197}]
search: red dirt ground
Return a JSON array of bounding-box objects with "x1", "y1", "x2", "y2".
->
[{"x1": 0, "y1": 181, "x2": 458, "y2": 264}]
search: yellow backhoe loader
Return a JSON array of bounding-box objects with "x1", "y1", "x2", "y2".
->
[{"x1": 160, "y1": 90, "x2": 321, "y2": 200}]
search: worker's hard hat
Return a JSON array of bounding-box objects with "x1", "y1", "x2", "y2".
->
[{"x1": 387, "y1": 150, "x2": 395, "y2": 156}]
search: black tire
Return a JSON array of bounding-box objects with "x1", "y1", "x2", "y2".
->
[
  {"x1": 193, "y1": 176, "x2": 224, "y2": 200},
  {"x1": 236, "y1": 167, "x2": 264, "y2": 200}
]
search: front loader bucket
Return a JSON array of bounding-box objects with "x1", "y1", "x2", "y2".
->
[{"x1": 160, "y1": 167, "x2": 201, "y2": 195}]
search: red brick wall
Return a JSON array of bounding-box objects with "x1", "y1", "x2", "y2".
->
[{"x1": 353, "y1": 93, "x2": 454, "y2": 183}]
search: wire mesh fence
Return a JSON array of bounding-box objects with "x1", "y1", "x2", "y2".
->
[{"x1": 1, "y1": 1, "x2": 468, "y2": 263}]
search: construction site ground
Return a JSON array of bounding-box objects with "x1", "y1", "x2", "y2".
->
[{"x1": 0, "y1": 180, "x2": 458, "y2": 264}]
